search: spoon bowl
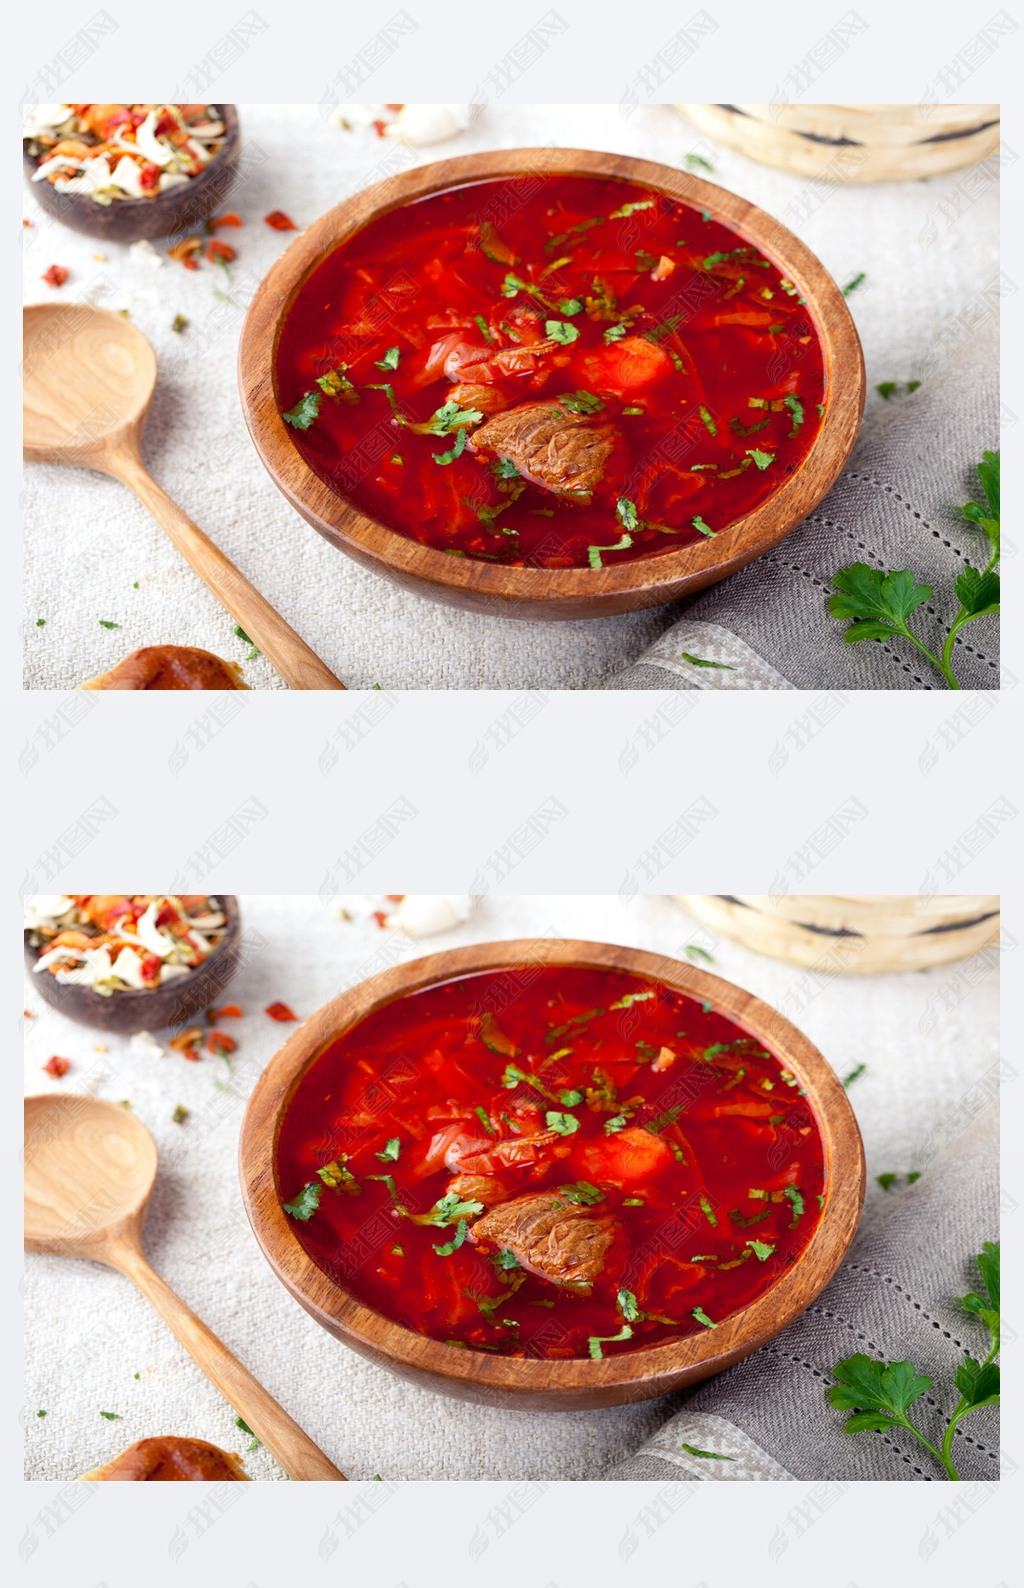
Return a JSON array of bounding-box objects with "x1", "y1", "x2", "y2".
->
[
  {"x1": 23, "y1": 303, "x2": 345, "y2": 689},
  {"x1": 24, "y1": 1094, "x2": 344, "y2": 1480}
]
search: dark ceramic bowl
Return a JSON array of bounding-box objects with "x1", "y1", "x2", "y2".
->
[
  {"x1": 23, "y1": 106, "x2": 240, "y2": 242},
  {"x1": 24, "y1": 896, "x2": 241, "y2": 1033}
]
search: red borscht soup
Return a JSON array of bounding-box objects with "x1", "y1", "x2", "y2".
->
[
  {"x1": 276, "y1": 965, "x2": 827, "y2": 1361},
  {"x1": 275, "y1": 175, "x2": 827, "y2": 569}
]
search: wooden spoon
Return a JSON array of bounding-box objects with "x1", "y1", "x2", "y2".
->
[
  {"x1": 24, "y1": 1094, "x2": 345, "y2": 1481},
  {"x1": 23, "y1": 303, "x2": 345, "y2": 690}
]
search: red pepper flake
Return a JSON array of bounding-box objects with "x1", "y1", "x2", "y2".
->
[
  {"x1": 372, "y1": 911, "x2": 389, "y2": 929},
  {"x1": 264, "y1": 210, "x2": 297, "y2": 231},
  {"x1": 43, "y1": 1056, "x2": 70, "y2": 1078},
  {"x1": 206, "y1": 239, "x2": 236, "y2": 263},
  {"x1": 209, "y1": 212, "x2": 243, "y2": 228},
  {"x1": 213, "y1": 1003, "x2": 244, "y2": 1019},
  {"x1": 24, "y1": 1009, "x2": 33, "y2": 1018},
  {"x1": 207, "y1": 1030, "x2": 238, "y2": 1056},
  {"x1": 265, "y1": 1002, "x2": 298, "y2": 1022},
  {"x1": 42, "y1": 265, "x2": 69, "y2": 287},
  {"x1": 168, "y1": 236, "x2": 203, "y2": 270},
  {"x1": 23, "y1": 218, "x2": 33, "y2": 228},
  {"x1": 371, "y1": 120, "x2": 388, "y2": 139}
]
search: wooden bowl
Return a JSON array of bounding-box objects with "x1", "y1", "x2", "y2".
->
[
  {"x1": 239, "y1": 938, "x2": 864, "y2": 1410},
  {"x1": 238, "y1": 147, "x2": 865, "y2": 622},
  {"x1": 24, "y1": 897, "x2": 241, "y2": 1034},
  {"x1": 23, "y1": 107, "x2": 240, "y2": 242}
]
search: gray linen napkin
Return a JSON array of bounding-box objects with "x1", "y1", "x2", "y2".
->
[
  {"x1": 603, "y1": 1103, "x2": 998, "y2": 1480},
  {"x1": 605, "y1": 319, "x2": 999, "y2": 690}
]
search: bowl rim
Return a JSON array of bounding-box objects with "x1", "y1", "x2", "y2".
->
[
  {"x1": 23, "y1": 894, "x2": 240, "y2": 1020},
  {"x1": 238, "y1": 146, "x2": 865, "y2": 616},
  {"x1": 238, "y1": 937, "x2": 865, "y2": 1400}
]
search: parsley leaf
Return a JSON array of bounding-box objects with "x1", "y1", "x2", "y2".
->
[
  {"x1": 588, "y1": 1324, "x2": 633, "y2": 1359},
  {"x1": 842, "y1": 272, "x2": 866, "y2": 296},
  {"x1": 610, "y1": 199, "x2": 655, "y2": 218},
  {"x1": 281, "y1": 390, "x2": 321, "y2": 429},
  {"x1": 842, "y1": 1063, "x2": 867, "y2": 1087},
  {"x1": 413, "y1": 1192, "x2": 485, "y2": 1227},
  {"x1": 603, "y1": 322, "x2": 628, "y2": 343},
  {"x1": 829, "y1": 1241, "x2": 999, "y2": 1478},
  {"x1": 609, "y1": 990, "x2": 655, "y2": 1009},
  {"x1": 681, "y1": 1442, "x2": 734, "y2": 1459},
  {"x1": 375, "y1": 1138, "x2": 401, "y2": 1162},
  {"x1": 684, "y1": 154, "x2": 715, "y2": 173},
  {"x1": 616, "y1": 497, "x2": 639, "y2": 531},
  {"x1": 235, "y1": 1414, "x2": 260, "y2": 1452},
  {"x1": 375, "y1": 346, "x2": 400, "y2": 371},
  {"x1": 617, "y1": 1288, "x2": 641, "y2": 1321},
  {"x1": 604, "y1": 1114, "x2": 628, "y2": 1134},
  {"x1": 746, "y1": 1239, "x2": 776, "y2": 1261},
  {"x1": 282, "y1": 1182, "x2": 321, "y2": 1220},
  {"x1": 691, "y1": 515, "x2": 715, "y2": 537},
  {"x1": 745, "y1": 448, "x2": 775, "y2": 470},
  {"x1": 691, "y1": 1306, "x2": 717, "y2": 1329},
  {"x1": 588, "y1": 534, "x2": 632, "y2": 568},
  {"x1": 545, "y1": 1110, "x2": 580, "y2": 1136},
  {"x1": 545, "y1": 318, "x2": 579, "y2": 345},
  {"x1": 432, "y1": 427, "x2": 468, "y2": 466},
  {"x1": 433, "y1": 1218, "x2": 469, "y2": 1256},
  {"x1": 681, "y1": 652, "x2": 735, "y2": 670}
]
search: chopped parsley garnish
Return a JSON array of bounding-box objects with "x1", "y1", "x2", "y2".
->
[
  {"x1": 623, "y1": 1197, "x2": 644, "y2": 1206},
  {"x1": 282, "y1": 1182, "x2": 321, "y2": 1220},
  {"x1": 604, "y1": 1114, "x2": 628, "y2": 1134},
  {"x1": 233, "y1": 624, "x2": 259, "y2": 660},
  {"x1": 681, "y1": 1442, "x2": 734, "y2": 1459},
  {"x1": 842, "y1": 272, "x2": 866, "y2": 296},
  {"x1": 36, "y1": 618, "x2": 46, "y2": 625},
  {"x1": 281, "y1": 390, "x2": 321, "y2": 429},
  {"x1": 617, "y1": 1288, "x2": 641, "y2": 1321},
  {"x1": 390, "y1": 453, "x2": 403, "y2": 465},
  {"x1": 684, "y1": 154, "x2": 715, "y2": 173},
  {"x1": 747, "y1": 1239, "x2": 776, "y2": 1261},
  {"x1": 375, "y1": 1138, "x2": 401, "y2": 1162},
  {"x1": 433, "y1": 1219, "x2": 470, "y2": 1257},
  {"x1": 481, "y1": 1011, "x2": 518, "y2": 1056},
  {"x1": 475, "y1": 1104, "x2": 496, "y2": 1135},
  {"x1": 545, "y1": 318, "x2": 579, "y2": 345},
  {"x1": 432, "y1": 427, "x2": 468, "y2": 466},
  {"x1": 842, "y1": 1063, "x2": 867, "y2": 1087},
  {"x1": 317, "y1": 366, "x2": 359, "y2": 402},
  {"x1": 172, "y1": 1104, "x2": 189, "y2": 1124},
  {"x1": 616, "y1": 497, "x2": 639, "y2": 532},
  {"x1": 784, "y1": 395, "x2": 804, "y2": 434},
  {"x1": 603, "y1": 322, "x2": 628, "y2": 343},
  {"x1": 474, "y1": 313, "x2": 495, "y2": 343},
  {"x1": 784, "y1": 1186, "x2": 805, "y2": 1225},
  {"x1": 313, "y1": 1155, "x2": 358, "y2": 1196},
  {"x1": 99, "y1": 1410, "x2": 121, "y2": 1420},
  {"x1": 691, "y1": 515, "x2": 715, "y2": 537},
  {"x1": 588, "y1": 533, "x2": 632, "y2": 568},
  {"x1": 610, "y1": 199, "x2": 655, "y2": 218},
  {"x1": 374, "y1": 346, "x2": 400, "y2": 372},
  {"x1": 610, "y1": 990, "x2": 655, "y2": 1009},
  {"x1": 98, "y1": 619, "x2": 119, "y2": 630},
  {"x1": 558, "y1": 297, "x2": 583, "y2": 316},
  {"x1": 588, "y1": 1324, "x2": 634, "y2": 1359},
  {"x1": 686, "y1": 944, "x2": 714, "y2": 964},
  {"x1": 366, "y1": 1172, "x2": 408, "y2": 1214},
  {"x1": 558, "y1": 1089, "x2": 584, "y2": 1107},
  {"x1": 558, "y1": 1181, "x2": 604, "y2": 1205},
  {"x1": 697, "y1": 405, "x2": 717, "y2": 437},
  {"x1": 559, "y1": 390, "x2": 604, "y2": 414},
  {"x1": 746, "y1": 448, "x2": 775, "y2": 470},
  {"x1": 703, "y1": 252, "x2": 730, "y2": 269},
  {"x1": 495, "y1": 1248, "x2": 521, "y2": 1270},
  {"x1": 171, "y1": 313, "x2": 188, "y2": 332},
  {"x1": 681, "y1": 652, "x2": 735, "y2": 670},
  {"x1": 699, "y1": 1194, "x2": 718, "y2": 1227},
  {"x1": 546, "y1": 1110, "x2": 580, "y2": 1136},
  {"x1": 235, "y1": 1415, "x2": 260, "y2": 1452},
  {"x1": 691, "y1": 1306, "x2": 717, "y2": 1329}
]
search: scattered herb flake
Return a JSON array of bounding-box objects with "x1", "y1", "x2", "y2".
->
[
  {"x1": 281, "y1": 390, "x2": 321, "y2": 429},
  {"x1": 546, "y1": 1110, "x2": 580, "y2": 1136},
  {"x1": 282, "y1": 1182, "x2": 321, "y2": 1221},
  {"x1": 588, "y1": 1324, "x2": 634, "y2": 1358},
  {"x1": 842, "y1": 272, "x2": 866, "y2": 296},
  {"x1": 842, "y1": 1063, "x2": 867, "y2": 1087},
  {"x1": 375, "y1": 1138, "x2": 401, "y2": 1162},
  {"x1": 681, "y1": 652, "x2": 735, "y2": 670},
  {"x1": 681, "y1": 1442, "x2": 734, "y2": 1459},
  {"x1": 374, "y1": 346, "x2": 400, "y2": 371},
  {"x1": 692, "y1": 1306, "x2": 717, "y2": 1329},
  {"x1": 691, "y1": 515, "x2": 715, "y2": 537}
]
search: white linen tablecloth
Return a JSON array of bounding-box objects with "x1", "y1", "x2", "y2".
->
[
  {"x1": 23, "y1": 894, "x2": 1000, "y2": 1480},
  {"x1": 22, "y1": 104, "x2": 998, "y2": 689}
]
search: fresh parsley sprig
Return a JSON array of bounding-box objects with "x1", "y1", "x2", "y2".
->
[
  {"x1": 828, "y1": 1241, "x2": 999, "y2": 1479},
  {"x1": 827, "y1": 451, "x2": 999, "y2": 689}
]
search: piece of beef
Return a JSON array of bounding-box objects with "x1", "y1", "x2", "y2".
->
[
  {"x1": 469, "y1": 1189, "x2": 618, "y2": 1292},
  {"x1": 469, "y1": 399, "x2": 617, "y2": 497}
]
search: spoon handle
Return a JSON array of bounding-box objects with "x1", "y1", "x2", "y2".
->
[
  {"x1": 110, "y1": 449, "x2": 346, "y2": 691},
  {"x1": 120, "y1": 1247, "x2": 346, "y2": 1481}
]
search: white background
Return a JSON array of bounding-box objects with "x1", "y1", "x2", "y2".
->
[{"x1": 8, "y1": 0, "x2": 1020, "y2": 1584}]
